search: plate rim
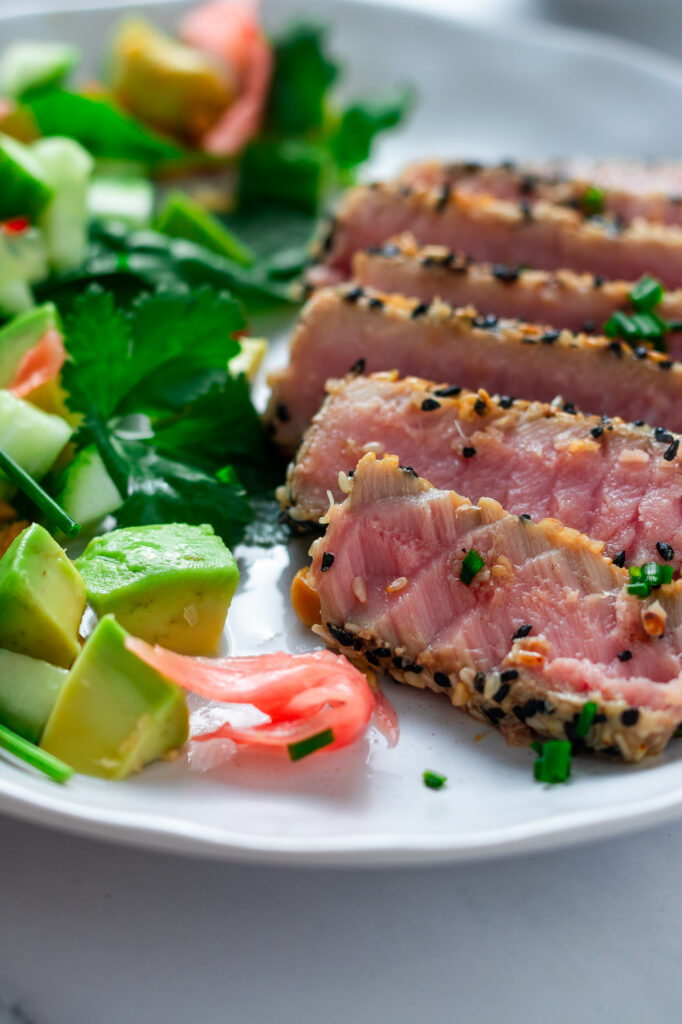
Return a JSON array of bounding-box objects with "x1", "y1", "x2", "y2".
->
[{"x1": 3, "y1": 0, "x2": 682, "y2": 865}]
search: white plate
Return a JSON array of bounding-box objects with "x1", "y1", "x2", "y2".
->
[{"x1": 4, "y1": 0, "x2": 682, "y2": 866}]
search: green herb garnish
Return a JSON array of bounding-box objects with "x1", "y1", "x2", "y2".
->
[
  {"x1": 460, "y1": 549, "x2": 484, "y2": 585},
  {"x1": 423, "y1": 769, "x2": 447, "y2": 790},
  {"x1": 533, "y1": 739, "x2": 572, "y2": 784},
  {"x1": 582, "y1": 185, "x2": 605, "y2": 216},
  {"x1": 288, "y1": 727, "x2": 335, "y2": 762},
  {"x1": 627, "y1": 562, "x2": 674, "y2": 597},
  {"x1": 0, "y1": 446, "x2": 80, "y2": 537},
  {"x1": 603, "y1": 276, "x2": 671, "y2": 352},
  {"x1": 575, "y1": 701, "x2": 597, "y2": 738},
  {"x1": 0, "y1": 722, "x2": 73, "y2": 784},
  {"x1": 630, "y1": 275, "x2": 664, "y2": 312}
]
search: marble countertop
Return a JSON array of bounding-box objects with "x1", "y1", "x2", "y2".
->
[{"x1": 2, "y1": 1, "x2": 682, "y2": 1021}]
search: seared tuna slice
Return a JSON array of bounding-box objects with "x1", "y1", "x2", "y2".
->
[
  {"x1": 307, "y1": 183, "x2": 682, "y2": 289},
  {"x1": 399, "y1": 159, "x2": 682, "y2": 227},
  {"x1": 267, "y1": 285, "x2": 682, "y2": 451},
  {"x1": 354, "y1": 233, "x2": 682, "y2": 355},
  {"x1": 281, "y1": 372, "x2": 682, "y2": 571},
  {"x1": 307, "y1": 452, "x2": 682, "y2": 762}
]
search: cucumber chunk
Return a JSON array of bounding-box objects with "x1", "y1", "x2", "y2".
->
[
  {"x1": 0, "y1": 389, "x2": 72, "y2": 499},
  {"x1": 53, "y1": 445, "x2": 123, "y2": 530},
  {"x1": 88, "y1": 175, "x2": 154, "y2": 229},
  {"x1": 0, "y1": 42, "x2": 79, "y2": 98},
  {"x1": 0, "y1": 132, "x2": 53, "y2": 221},
  {"x1": 0, "y1": 649, "x2": 66, "y2": 744},
  {"x1": 32, "y1": 136, "x2": 94, "y2": 271}
]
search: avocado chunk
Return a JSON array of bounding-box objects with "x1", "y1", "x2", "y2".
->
[
  {"x1": 0, "y1": 523, "x2": 86, "y2": 667},
  {"x1": 110, "y1": 17, "x2": 235, "y2": 144},
  {"x1": 0, "y1": 648, "x2": 66, "y2": 743},
  {"x1": 0, "y1": 302, "x2": 59, "y2": 387},
  {"x1": 0, "y1": 132, "x2": 54, "y2": 221},
  {"x1": 40, "y1": 615, "x2": 188, "y2": 779},
  {"x1": 76, "y1": 523, "x2": 239, "y2": 655}
]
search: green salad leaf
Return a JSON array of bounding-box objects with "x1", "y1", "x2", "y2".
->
[
  {"x1": 59, "y1": 285, "x2": 273, "y2": 544},
  {"x1": 328, "y1": 86, "x2": 415, "y2": 170},
  {"x1": 267, "y1": 22, "x2": 339, "y2": 136}
]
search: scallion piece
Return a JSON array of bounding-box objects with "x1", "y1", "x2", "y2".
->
[
  {"x1": 575, "y1": 701, "x2": 597, "y2": 738},
  {"x1": 423, "y1": 769, "x2": 447, "y2": 790},
  {"x1": 287, "y1": 727, "x2": 335, "y2": 762},
  {"x1": 460, "y1": 549, "x2": 484, "y2": 585},
  {"x1": 629, "y1": 312, "x2": 666, "y2": 342},
  {"x1": 630, "y1": 275, "x2": 664, "y2": 312},
  {"x1": 582, "y1": 185, "x2": 605, "y2": 216},
  {"x1": 0, "y1": 723, "x2": 73, "y2": 784},
  {"x1": 533, "y1": 739, "x2": 572, "y2": 784},
  {"x1": 0, "y1": 446, "x2": 80, "y2": 538},
  {"x1": 627, "y1": 581, "x2": 650, "y2": 598},
  {"x1": 604, "y1": 311, "x2": 638, "y2": 342},
  {"x1": 660, "y1": 565, "x2": 674, "y2": 585}
]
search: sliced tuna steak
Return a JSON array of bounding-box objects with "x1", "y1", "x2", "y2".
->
[
  {"x1": 307, "y1": 452, "x2": 682, "y2": 762},
  {"x1": 307, "y1": 183, "x2": 682, "y2": 289},
  {"x1": 354, "y1": 233, "x2": 682, "y2": 355},
  {"x1": 280, "y1": 372, "x2": 682, "y2": 571},
  {"x1": 267, "y1": 285, "x2": 682, "y2": 451},
  {"x1": 399, "y1": 159, "x2": 682, "y2": 227}
]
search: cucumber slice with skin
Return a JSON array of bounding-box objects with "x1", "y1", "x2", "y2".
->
[
  {"x1": 54, "y1": 445, "x2": 123, "y2": 530},
  {"x1": 88, "y1": 175, "x2": 154, "y2": 229},
  {"x1": 0, "y1": 132, "x2": 53, "y2": 221},
  {"x1": 155, "y1": 190, "x2": 255, "y2": 266},
  {"x1": 0, "y1": 648, "x2": 67, "y2": 744},
  {"x1": 0, "y1": 42, "x2": 79, "y2": 98},
  {"x1": 32, "y1": 136, "x2": 94, "y2": 271},
  {"x1": 0, "y1": 302, "x2": 59, "y2": 388},
  {"x1": 0, "y1": 226, "x2": 49, "y2": 315},
  {"x1": 0, "y1": 389, "x2": 72, "y2": 499}
]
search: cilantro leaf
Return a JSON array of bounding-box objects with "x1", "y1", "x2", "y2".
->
[
  {"x1": 267, "y1": 22, "x2": 339, "y2": 135},
  {"x1": 25, "y1": 88, "x2": 186, "y2": 163},
  {"x1": 61, "y1": 288, "x2": 131, "y2": 419},
  {"x1": 328, "y1": 85, "x2": 415, "y2": 170}
]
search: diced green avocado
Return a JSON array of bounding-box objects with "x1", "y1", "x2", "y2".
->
[
  {"x1": 110, "y1": 17, "x2": 235, "y2": 144},
  {"x1": 40, "y1": 615, "x2": 188, "y2": 780},
  {"x1": 32, "y1": 137, "x2": 94, "y2": 271},
  {"x1": 154, "y1": 191, "x2": 255, "y2": 266},
  {"x1": 0, "y1": 132, "x2": 54, "y2": 221},
  {"x1": 88, "y1": 175, "x2": 154, "y2": 229},
  {"x1": 0, "y1": 42, "x2": 80, "y2": 98},
  {"x1": 0, "y1": 302, "x2": 59, "y2": 387},
  {"x1": 0, "y1": 523, "x2": 86, "y2": 668},
  {"x1": 76, "y1": 523, "x2": 239, "y2": 656},
  {"x1": 53, "y1": 445, "x2": 123, "y2": 530},
  {"x1": 0, "y1": 648, "x2": 66, "y2": 743},
  {"x1": 0, "y1": 389, "x2": 72, "y2": 499}
]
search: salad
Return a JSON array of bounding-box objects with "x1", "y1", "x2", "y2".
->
[{"x1": 0, "y1": 1, "x2": 410, "y2": 783}]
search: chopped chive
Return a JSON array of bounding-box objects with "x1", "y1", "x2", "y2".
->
[
  {"x1": 582, "y1": 185, "x2": 605, "y2": 216},
  {"x1": 660, "y1": 565, "x2": 674, "y2": 584},
  {"x1": 533, "y1": 739, "x2": 572, "y2": 784},
  {"x1": 575, "y1": 700, "x2": 597, "y2": 738},
  {"x1": 423, "y1": 769, "x2": 447, "y2": 789},
  {"x1": 628, "y1": 581, "x2": 651, "y2": 598},
  {"x1": 628, "y1": 565, "x2": 643, "y2": 581},
  {"x1": 460, "y1": 549, "x2": 484, "y2": 585},
  {"x1": 0, "y1": 723, "x2": 73, "y2": 784},
  {"x1": 0, "y1": 446, "x2": 80, "y2": 538},
  {"x1": 287, "y1": 727, "x2": 335, "y2": 762},
  {"x1": 628, "y1": 311, "x2": 666, "y2": 342},
  {"x1": 604, "y1": 311, "x2": 638, "y2": 342},
  {"x1": 630, "y1": 275, "x2": 664, "y2": 312}
]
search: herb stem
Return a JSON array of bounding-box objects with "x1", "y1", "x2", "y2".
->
[
  {"x1": 0, "y1": 723, "x2": 73, "y2": 784},
  {"x1": 0, "y1": 446, "x2": 80, "y2": 538}
]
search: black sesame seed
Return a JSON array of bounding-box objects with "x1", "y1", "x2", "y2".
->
[
  {"x1": 327, "y1": 623, "x2": 355, "y2": 647},
  {"x1": 541, "y1": 329, "x2": 560, "y2": 344},
  {"x1": 398, "y1": 185, "x2": 413, "y2": 198},
  {"x1": 474, "y1": 397, "x2": 488, "y2": 415},
  {"x1": 320, "y1": 552, "x2": 335, "y2": 572},
  {"x1": 520, "y1": 514, "x2": 531, "y2": 521},
  {"x1": 655, "y1": 427, "x2": 674, "y2": 444},
  {"x1": 492, "y1": 264, "x2": 520, "y2": 284},
  {"x1": 590, "y1": 425, "x2": 604, "y2": 439},
  {"x1": 519, "y1": 174, "x2": 538, "y2": 195},
  {"x1": 657, "y1": 541, "x2": 675, "y2": 561},
  {"x1": 612, "y1": 550, "x2": 626, "y2": 568},
  {"x1": 392, "y1": 655, "x2": 404, "y2": 670},
  {"x1": 473, "y1": 313, "x2": 498, "y2": 329},
  {"x1": 344, "y1": 286, "x2": 364, "y2": 303},
  {"x1": 518, "y1": 198, "x2": 533, "y2": 221},
  {"x1": 401, "y1": 465, "x2": 418, "y2": 477},
  {"x1": 434, "y1": 671, "x2": 451, "y2": 688},
  {"x1": 582, "y1": 320, "x2": 596, "y2": 333},
  {"x1": 433, "y1": 385, "x2": 462, "y2": 398},
  {"x1": 411, "y1": 302, "x2": 430, "y2": 318},
  {"x1": 617, "y1": 649, "x2": 632, "y2": 662},
  {"x1": 275, "y1": 402, "x2": 290, "y2": 422},
  {"x1": 602, "y1": 744, "x2": 620, "y2": 756},
  {"x1": 371, "y1": 647, "x2": 391, "y2": 658},
  {"x1": 462, "y1": 446, "x2": 477, "y2": 458},
  {"x1": 353, "y1": 638, "x2": 364, "y2": 652},
  {"x1": 500, "y1": 669, "x2": 519, "y2": 682},
  {"x1": 381, "y1": 243, "x2": 400, "y2": 257},
  {"x1": 621, "y1": 708, "x2": 639, "y2": 726},
  {"x1": 664, "y1": 439, "x2": 680, "y2": 462},
  {"x1": 347, "y1": 469, "x2": 354, "y2": 478},
  {"x1": 493, "y1": 682, "x2": 510, "y2": 703},
  {"x1": 365, "y1": 652, "x2": 380, "y2": 667},
  {"x1": 368, "y1": 296, "x2": 384, "y2": 310},
  {"x1": 593, "y1": 274, "x2": 605, "y2": 288},
  {"x1": 474, "y1": 672, "x2": 486, "y2": 694},
  {"x1": 498, "y1": 395, "x2": 514, "y2": 409},
  {"x1": 403, "y1": 661, "x2": 423, "y2": 674},
  {"x1": 484, "y1": 707, "x2": 506, "y2": 725},
  {"x1": 633, "y1": 420, "x2": 645, "y2": 427},
  {"x1": 435, "y1": 183, "x2": 451, "y2": 212},
  {"x1": 634, "y1": 345, "x2": 648, "y2": 360},
  {"x1": 593, "y1": 713, "x2": 607, "y2": 724},
  {"x1": 365, "y1": 245, "x2": 382, "y2": 255},
  {"x1": 421, "y1": 398, "x2": 441, "y2": 412},
  {"x1": 349, "y1": 357, "x2": 366, "y2": 375},
  {"x1": 563, "y1": 402, "x2": 577, "y2": 415},
  {"x1": 522, "y1": 698, "x2": 546, "y2": 720},
  {"x1": 609, "y1": 340, "x2": 623, "y2": 357},
  {"x1": 512, "y1": 624, "x2": 532, "y2": 640},
  {"x1": 660, "y1": 360, "x2": 674, "y2": 370}
]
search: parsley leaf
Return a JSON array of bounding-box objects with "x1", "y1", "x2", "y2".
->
[
  {"x1": 328, "y1": 86, "x2": 415, "y2": 170},
  {"x1": 267, "y1": 22, "x2": 339, "y2": 135}
]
